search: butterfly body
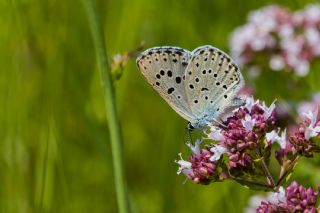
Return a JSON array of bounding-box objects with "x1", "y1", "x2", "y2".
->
[{"x1": 136, "y1": 45, "x2": 244, "y2": 129}]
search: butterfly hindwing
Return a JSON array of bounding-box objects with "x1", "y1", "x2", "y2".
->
[
  {"x1": 136, "y1": 46, "x2": 196, "y2": 122},
  {"x1": 184, "y1": 45, "x2": 244, "y2": 121}
]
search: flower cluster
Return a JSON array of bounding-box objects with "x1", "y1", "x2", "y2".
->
[
  {"x1": 175, "y1": 140, "x2": 220, "y2": 184},
  {"x1": 176, "y1": 96, "x2": 320, "y2": 188},
  {"x1": 221, "y1": 99, "x2": 276, "y2": 172},
  {"x1": 230, "y1": 4, "x2": 320, "y2": 76},
  {"x1": 275, "y1": 109, "x2": 320, "y2": 164},
  {"x1": 247, "y1": 182, "x2": 319, "y2": 213}
]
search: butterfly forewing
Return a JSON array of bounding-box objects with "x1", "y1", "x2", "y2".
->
[
  {"x1": 136, "y1": 46, "x2": 196, "y2": 122},
  {"x1": 184, "y1": 45, "x2": 244, "y2": 120}
]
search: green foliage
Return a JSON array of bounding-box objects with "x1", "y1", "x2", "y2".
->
[{"x1": 1, "y1": 0, "x2": 319, "y2": 212}]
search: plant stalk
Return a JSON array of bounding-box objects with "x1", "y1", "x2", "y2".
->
[
  {"x1": 260, "y1": 157, "x2": 276, "y2": 188},
  {"x1": 256, "y1": 148, "x2": 276, "y2": 188},
  {"x1": 82, "y1": 1, "x2": 129, "y2": 212},
  {"x1": 276, "y1": 156, "x2": 300, "y2": 187},
  {"x1": 230, "y1": 176, "x2": 275, "y2": 191}
]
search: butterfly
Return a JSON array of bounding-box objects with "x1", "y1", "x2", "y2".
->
[{"x1": 136, "y1": 45, "x2": 244, "y2": 129}]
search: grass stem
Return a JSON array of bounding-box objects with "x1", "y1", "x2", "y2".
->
[{"x1": 82, "y1": 1, "x2": 129, "y2": 212}]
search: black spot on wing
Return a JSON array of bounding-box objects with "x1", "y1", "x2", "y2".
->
[
  {"x1": 175, "y1": 76, "x2": 181, "y2": 84},
  {"x1": 167, "y1": 87, "x2": 175, "y2": 94}
]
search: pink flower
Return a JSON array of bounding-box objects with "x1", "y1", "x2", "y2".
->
[
  {"x1": 284, "y1": 109, "x2": 320, "y2": 157},
  {"x1": 244, "y1": 96, "x2": 259, "y2": 112},
  {"x1": 208, "y1": 126, "x2": 224, "y2": 141},
  {"x1": 215, "y1": 97, "x2": 276, "y2": 171},
  {"x1": 230, "y1": 4, "x2": 320, "y2": 76},
  {"x1": 241, "y1": 114, "x2": 256, "y2": 131},
  {"x1": 266, "y1": 129, "x2": 287, "y2": 149},
  {"x1": 269, "y1": 55, "x2": 285, "y2": 70},
  {"x1": 210, "y1": 145, "x2": 227, "y2": 161},
  {"x1": 262, "y1": 100, "x2": 276, "y2": 120},
  {"x1": 175, "y1": 140, "x2": 219, "y2": 184},
  {"x1": 254, "y1": 182, "x2": 319, "y2": 212},
  {"x1": 176, "y1": 153, "x2": 193, "y2": 177},
  {"x1": 177, "y1": 97, "x2": 320, "y2": 187},
  {"x1": 302, "y1": 110, "x2": 320, "y2": 140},
  {"x1": 267, "y1": 187, "x2": 286, "y2": 204}
]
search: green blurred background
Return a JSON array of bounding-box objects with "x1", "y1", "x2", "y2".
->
[{"x1": 2, "y1": 0, "x2": 320, "y2": 212}]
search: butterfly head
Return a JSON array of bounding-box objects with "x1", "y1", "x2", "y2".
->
[
  {"x1": 186, "y1": 122, "x2": 195, "y2": 132},
  {"x1": 188, "y1": 119, "x2": 209, "y2": 131}
]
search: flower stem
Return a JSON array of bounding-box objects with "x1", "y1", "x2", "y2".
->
[
  {"x1": 256, "y1": 148, "x2": 276, "y2": 188},
  {"x1": 276, "y1": 156, "x2": 300, "y2": 187},
  {"x1": 82, "y1": 1, "x2": 129, "y2": 213},
  {"x1": 260, "y1": 157, "x2": 276, "y2": 188},
  {"x1": 229, "y1": 176, "x2": 275, "y2": 191}
]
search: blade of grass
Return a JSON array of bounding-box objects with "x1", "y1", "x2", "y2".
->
[
  {"x1": 39, "y1": 125, "x2": 50, "y2": 212},
  {"x1": 82, "y1": 0, "x2": 129, "y2": 212}
]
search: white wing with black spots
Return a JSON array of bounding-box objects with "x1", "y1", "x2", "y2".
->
[
  {"x1": 184, "y1": 45, "x2": 244, "y2": 123},
  {"x1": 136, "y1": 45, "x2": 244, "y2": 128},
  {"x1": 136, "y1": 46, "x2": 196, "y2": 123}
]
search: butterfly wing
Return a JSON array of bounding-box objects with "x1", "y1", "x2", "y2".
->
[
  {"x1": 184, "y1": 45, "x2": 244, "y2": 122},
  {"x1": 136, "y1": 46, "x2": 196, "y2": 123}
]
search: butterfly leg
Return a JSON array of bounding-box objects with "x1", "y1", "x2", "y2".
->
[
  {"x1": 188, "y1": 130, "x2": 194, "y2": 144},
  {"x1": 212, "y1": 118, "x2": 227, "y2": 129},
  {"x1": 183, "y1": 122, "x2": 196, "y2": 144}
]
